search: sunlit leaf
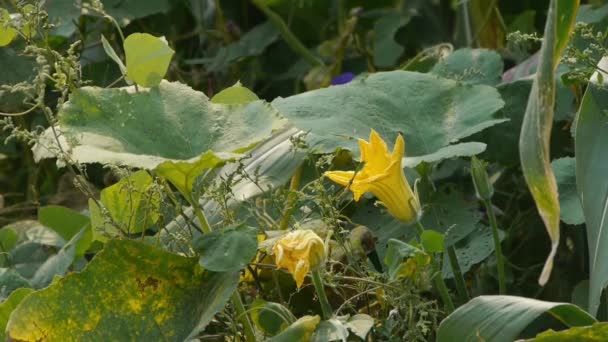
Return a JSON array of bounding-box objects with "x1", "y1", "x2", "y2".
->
[
  {"x1": 124, "y1": 33, "x2": 175, "y2": 87},
  {"x1": 0, "y1": 9, "x2": 17, "y2": 46}
]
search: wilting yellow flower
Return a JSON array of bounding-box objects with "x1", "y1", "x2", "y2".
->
[
  {"x1": 324, "y1": 129, "x2": 421, "y2": 224},
  {"x1": 273, "y1": 230, "x2": 325, "y2": 288}
]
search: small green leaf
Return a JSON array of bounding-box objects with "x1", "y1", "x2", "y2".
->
[
  {"x1": 0, "y1": 228, "x2": 18, "y2": 256},
  {"x1": 193, "y1": 224, "x2": 258, "y2": 272},
  {"x1": 155, "y1": 151, "x2": 226, "y2": 203},
  {"x1": 373, "y1": 13, "x2": 410, "y2": 68},
  {"x1": 384, "y1": 239, "x2": 430, "y2": 280},
  {"x1": 211, "y1": 81, "x2": 259, "y2": 105},
  {"x1": 0, "y1": 9, "x2": 17, "y2": 46},
  {"x1": 250, "y1": 299, "x2": 295, "y2": 336},
  {"x1": 0, "y1": 269, "x2": 30, "y2": 300},
  {"x1": 124, "y1": 33, "x2": 174, "y2": 87},
  {"x1": 421, "y1": 230, "x2": 445, "y2": 253}
]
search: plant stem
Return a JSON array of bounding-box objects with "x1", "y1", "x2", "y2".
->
[
  {"x1": 447, "y1": 245, "x2": 470, "y2": 302},
  {"x1": 415, "y1": 222, "x2": 455, "y2": 313},
  {"x1": 253, "y1": 0, "x2": 324, "y2": 67},
  {"x1": 279, "y1": 165, "x2": 303, "y2": 230},
  {"x1": 311, "y1": 269, "x2": 333, "y2": 320},
  {"x1": 231, "y1": 292, "x2": 256, "y2": 342},
  {"x1": 483, "y1": 199, "x2": 506, "y2": 294}
]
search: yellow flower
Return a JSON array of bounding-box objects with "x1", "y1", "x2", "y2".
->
[
  {"x1": 273, "y1": 230, "x2": 325, "y2": 288},
  {"x1": 324, "y1": 129, "x2": 421, "y2": 224}
]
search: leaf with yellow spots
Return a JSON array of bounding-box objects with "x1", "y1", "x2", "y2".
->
[{"x1": 6, "y1": 239, "x2": 239, "y2": 341}]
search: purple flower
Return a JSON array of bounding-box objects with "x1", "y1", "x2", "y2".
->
[{"x1": 331, "y1": 72, "x2": 355, "y2": 85}]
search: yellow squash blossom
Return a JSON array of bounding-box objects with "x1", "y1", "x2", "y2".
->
[
  {"x1": 324, "y1": 129, "x2": 421, "y2": 224},
  {"x1": 273, "y1": 230, "x2": 325, "y2": 288}
]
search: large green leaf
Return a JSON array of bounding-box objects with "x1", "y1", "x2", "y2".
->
[
  {"x1": 56, "y1": 81, "x2": 285, "y2": 168},
  {"x1": 575, "y1": 56, "x2": 608, "y2": 316},
  {"x1": 518, "y1": 0, "x2": 579, "y2": 286},
  {"x1": 101, "y1": 0, "x2": 170, "y2": 25},
  {"x1": 272, "y1": 70, "x2": 505, "y2": 157},
  {"x1": 437, "y1": 295, "x2": 596, "y2": 342},
  {"x1": 38, "y1": 205, "x2": 92, "y2": 257},
  {"x1": 6, "y1": 239, "x2": 239, "y2": 341}
]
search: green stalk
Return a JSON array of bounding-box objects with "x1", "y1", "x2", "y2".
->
[
  {"x1": 447, "y1": 245, "x2": 470, "y2": 302},
  {"x1": 415, "y1": 222, "x2": 455, "y2": 313},
  {"x1": 231, "y1": 292, "x2": 257, "y2": 342},
  {"x1": 193, "y1": 202, "x2": 212, "y2": 234},
  {"x1": 311, "y1": 269, "x2": 333, "y2": 320},
  {"x1": 279, "y1": 165, "x2": 303, "y2": 230},
  {"x1": 253, "y1": 0, "x2": 324, "y2": 67},
  {"x1": 483, "y1": 199, "x2": 506, "y2": 294}
]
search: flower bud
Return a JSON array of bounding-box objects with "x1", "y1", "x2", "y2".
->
[{"x1": 470, "y1": 156, "x2": 494, "y2": 201}]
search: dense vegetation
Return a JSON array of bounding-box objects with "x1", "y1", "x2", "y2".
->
[{"x1": 0, "y1": 0, "x2": 608, "y2": 341}]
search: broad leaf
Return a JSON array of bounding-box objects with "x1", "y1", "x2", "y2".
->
[
  {"x1": 101, "y1": 0, "x2": 170, "y2": 25},
  {"x1": 437, "y1": 295, "x2": 596, "y2": 342},
  {"x1": 124, "y1": 33, "x2": 175, "y2": 87},
  {"x1": 192, "y1": 224, "x2": 258, "y2": 272},
  {"x1": 6, "y1": 239, "x2": 239, "y2": 341},
  {"x1": 518, "y1": 0, "x2": 579, "y2": 285},
  {"x1": 272, "y1": 70, "x2": 505, "y2": 157},
  {"x1": 55, "y1": 81, "x2": 285, "y2": 168},
  {"x1": 403, "y1": 142, "x2": 486, "y2": 168},
  {"x1": 575, "y1": 56, "x2": 608, "y2": 316}
]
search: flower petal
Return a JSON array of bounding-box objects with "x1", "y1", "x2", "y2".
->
[
  {"x1": 392, "y1": 134, "x2": 405, "y2": 163},
  {"x1": 324, "y1": 170, "x2": 356, "y2": 187}
]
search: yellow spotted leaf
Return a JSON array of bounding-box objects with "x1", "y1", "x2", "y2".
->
[{"x1": 6, "y1": 239, "x2": 239, "y2": 341}]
